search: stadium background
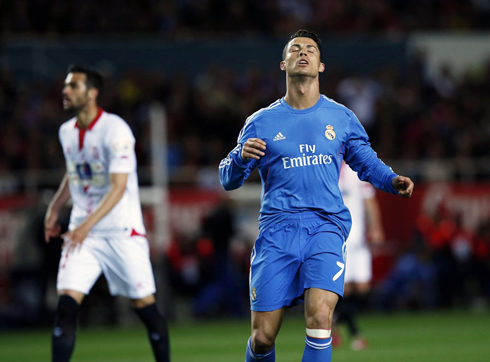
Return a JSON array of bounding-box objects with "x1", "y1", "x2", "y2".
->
[{"x1": 1, "y1": 1, "x2": 490, "y2": 361}]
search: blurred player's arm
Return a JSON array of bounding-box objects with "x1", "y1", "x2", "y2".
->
[
  {"x1": 62, "y1": 173, "x2": 128, "y2": 251},
  {"x1": 364, "y1": 197, "x2": 385, "y2": 245},
  {"x1": 45, "y1": 173, "x2": 71, "y2": 242}
]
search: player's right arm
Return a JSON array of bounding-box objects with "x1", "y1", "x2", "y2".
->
[
  {"x1": 219, "y1": 118, "x2": 264, "y2": 191},
  {"x1": 45, "y1": 173, "x2": 71, "y2": 242}
]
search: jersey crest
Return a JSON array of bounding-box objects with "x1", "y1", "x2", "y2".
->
[{"x1": 325, "y1": 125, "x2": 336, "y2": 140}]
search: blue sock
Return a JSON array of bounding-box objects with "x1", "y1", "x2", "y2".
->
[
  {"x1": 245, "y1": 337, "x2": 275, "y2": 361},
  {"x1": 302, "y1": 336, "x2": 332, "y2": 362}
]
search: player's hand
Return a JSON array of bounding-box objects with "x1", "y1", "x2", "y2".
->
[
  {"x1": 391, "y1": 176, "x2": 414, "y2": 198},
  {"x1": 44, "y1": 210, "x2": 61, "y2": 243},
  {"x1": 61, "y1": 224, "x2": 90, "y2": 252},
  {"x1": 241, "y1": 138, "x2": 267, "y2": 161}
]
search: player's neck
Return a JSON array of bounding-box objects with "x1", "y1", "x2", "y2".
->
[
  {"x1": 283, "y1": 78, "x2": 321, "y2": 110},
  {"x1": 76, "y1": 104, "x2": 99, "y2": 129}
]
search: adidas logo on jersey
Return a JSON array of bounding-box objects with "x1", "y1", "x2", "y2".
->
[{"x1": 273, "y1": 132, "x2": 286, "y2": 141}]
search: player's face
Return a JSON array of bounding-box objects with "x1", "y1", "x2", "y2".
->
[
  {"x1": 280, "y1": 37, "x2": 324, "y2": 78},
  {"x1": 62, "y1": 72, "x2": 90, "y2": 111}
]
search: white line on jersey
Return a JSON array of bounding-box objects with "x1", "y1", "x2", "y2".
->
[{"x1": 322, "y1": 94, "x2": 348, "y2": 109}]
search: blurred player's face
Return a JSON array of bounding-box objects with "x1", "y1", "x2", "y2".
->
[
  {"x1": 280, "y1": 37, "x2": 324, "y2": 78},
  {"x1": 62, "y1": 72, "x2": 92, "y2": 111}
]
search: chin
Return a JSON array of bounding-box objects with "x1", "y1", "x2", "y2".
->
[{"x1": 290, "y1": 70, "x2": 314, "y2": 77}]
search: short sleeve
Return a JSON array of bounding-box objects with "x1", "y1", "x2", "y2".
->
[{"x1": 106, "y1": 122, "x2": 136, "y2": 174}]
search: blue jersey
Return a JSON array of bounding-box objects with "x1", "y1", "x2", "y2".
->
[{"x1": 219, "y1": 95, "x2": 398, "y2": 237}]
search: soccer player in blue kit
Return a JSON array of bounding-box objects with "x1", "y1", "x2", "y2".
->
[{"x1": 219, "y1": 30, "x2": 414, "y2": 361}]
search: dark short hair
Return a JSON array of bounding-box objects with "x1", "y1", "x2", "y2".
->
[
  {"x1": 282, "y1": 29, "x2": 323, "y2": 61},
  {"x1": 67, "y1": 64, "x2": 104, "y2": 92}
]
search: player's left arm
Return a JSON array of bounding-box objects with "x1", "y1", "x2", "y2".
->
[
  {"x1": 344, "y1": 111, "x2": 414, "y2": 198},
  {"x1": 347, "y1": 144, "x2": 414, "y2": 198},
  {"x1": 62, "y1": 173, "x2": 128, "y2": 252}
]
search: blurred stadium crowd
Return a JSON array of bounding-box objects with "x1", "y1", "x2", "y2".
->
[
  {"x1": 2, "y1": 0, "x2": 490, "y2": 38},
  {"x1": 377, "y1": 203, "x2": 490, "y2": 311}
]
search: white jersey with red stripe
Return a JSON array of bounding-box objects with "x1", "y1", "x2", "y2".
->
[
  {"x1": 339, "y1": 162, "x2": 375, "y2": 247},
  {"x1": 59, "y1": 108, "x2": 146, "y2": 237}
]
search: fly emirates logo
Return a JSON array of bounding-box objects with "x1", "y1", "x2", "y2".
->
[{"x1": 282, "y1": 144, "x2": 333, "y2": 169}]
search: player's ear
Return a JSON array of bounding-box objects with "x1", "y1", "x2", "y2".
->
[
  {"x1": 280, "y1": 61, "x2": 286, "y2": 71},
  {"x1": 88, "y1": 88, "x2": 99, "y2": 100},
  {"x1": 319, "y1": 62, "x2": 325, "y2": 73}
]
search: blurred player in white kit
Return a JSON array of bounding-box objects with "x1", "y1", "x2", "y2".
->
[
  {"x1": 335, "y1": 161, "x2": 385, "y2": 350},
  {"x1": 44, "y1": 64, "x2": 170, "y2": 362}
]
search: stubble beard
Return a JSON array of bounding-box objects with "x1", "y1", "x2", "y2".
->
[{"x1": 64, "y1": 96, "x2": 89, "y2": 114}]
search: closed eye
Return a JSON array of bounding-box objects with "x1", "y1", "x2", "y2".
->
[{"x1": 307, "y1": 45, "x2": 317, "y2": 53}]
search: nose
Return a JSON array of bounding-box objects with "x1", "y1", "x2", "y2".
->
[{"x1": 299, "y1": 48, "x2": 307, "y2": 56}]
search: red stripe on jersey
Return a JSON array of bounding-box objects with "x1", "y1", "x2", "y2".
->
[
  {"x1": 78, "y1": 128, "x2": 86, "y2": 150},
  {"x1": 74, "y1": 107, "x2": 104, "y2": 129},
  {"x1": 87, "y1": 107, "x2": 104, "y2": 130},
  {"x1": 338, "y1": 143, "x2": 345, "y2": 161},
  {"x1": 130, "y1": 228, "x2": 146, "y2": 237},
  {"x1": 75, "y1": 108, "x2": 104, "y2": 150}
]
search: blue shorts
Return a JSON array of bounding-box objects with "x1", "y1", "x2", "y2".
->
[{"x1": 249, "y1": 212, "x2": 346, "y2": 312}]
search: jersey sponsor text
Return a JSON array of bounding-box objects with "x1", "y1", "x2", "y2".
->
[{"x1": 282, "y1": 143, "x2": 333, "y2": 169}]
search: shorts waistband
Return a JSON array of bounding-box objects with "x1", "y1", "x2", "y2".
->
[{"x1": 280, "y1": 211, "x2": 327, "y2": 222}]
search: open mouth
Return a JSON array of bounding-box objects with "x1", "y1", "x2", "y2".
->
[{"x1": 298, "y1": 59, "x2": 309, "y2": 65}]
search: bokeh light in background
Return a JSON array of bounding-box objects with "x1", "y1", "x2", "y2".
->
[{"x1": 0, "y1": 0, "x2": 489, "y2": 354}]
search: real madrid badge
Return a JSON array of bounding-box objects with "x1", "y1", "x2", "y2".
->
[
  {"x1": 251, "y1": 287, "x2": 257, "y2": 301},
  {"x1": 325, "y1": 125, "x2": 336, "y2": 140}
]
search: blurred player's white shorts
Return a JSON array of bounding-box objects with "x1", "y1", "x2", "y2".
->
[
  {"x1": 56, "y1": 235, "x2": 156, "y2": 299},
  {"x1": 344, "y1": 243, "x2": 372, "y2": 284}
]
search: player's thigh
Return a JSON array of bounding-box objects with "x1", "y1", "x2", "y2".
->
[
  {"x1": 100, "y1": 236, "x2": 156, "y2": 299},
  {"x1": 56, "y1": 238, "x2": 103, "y2": 295},
  {"x1": 301, "y1": 231, "x2": 346, "y2": 297}
]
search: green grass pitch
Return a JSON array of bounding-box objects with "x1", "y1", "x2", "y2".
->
[{"x1": 1, "y1": 311, "x2": 489, "y2": 361}]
